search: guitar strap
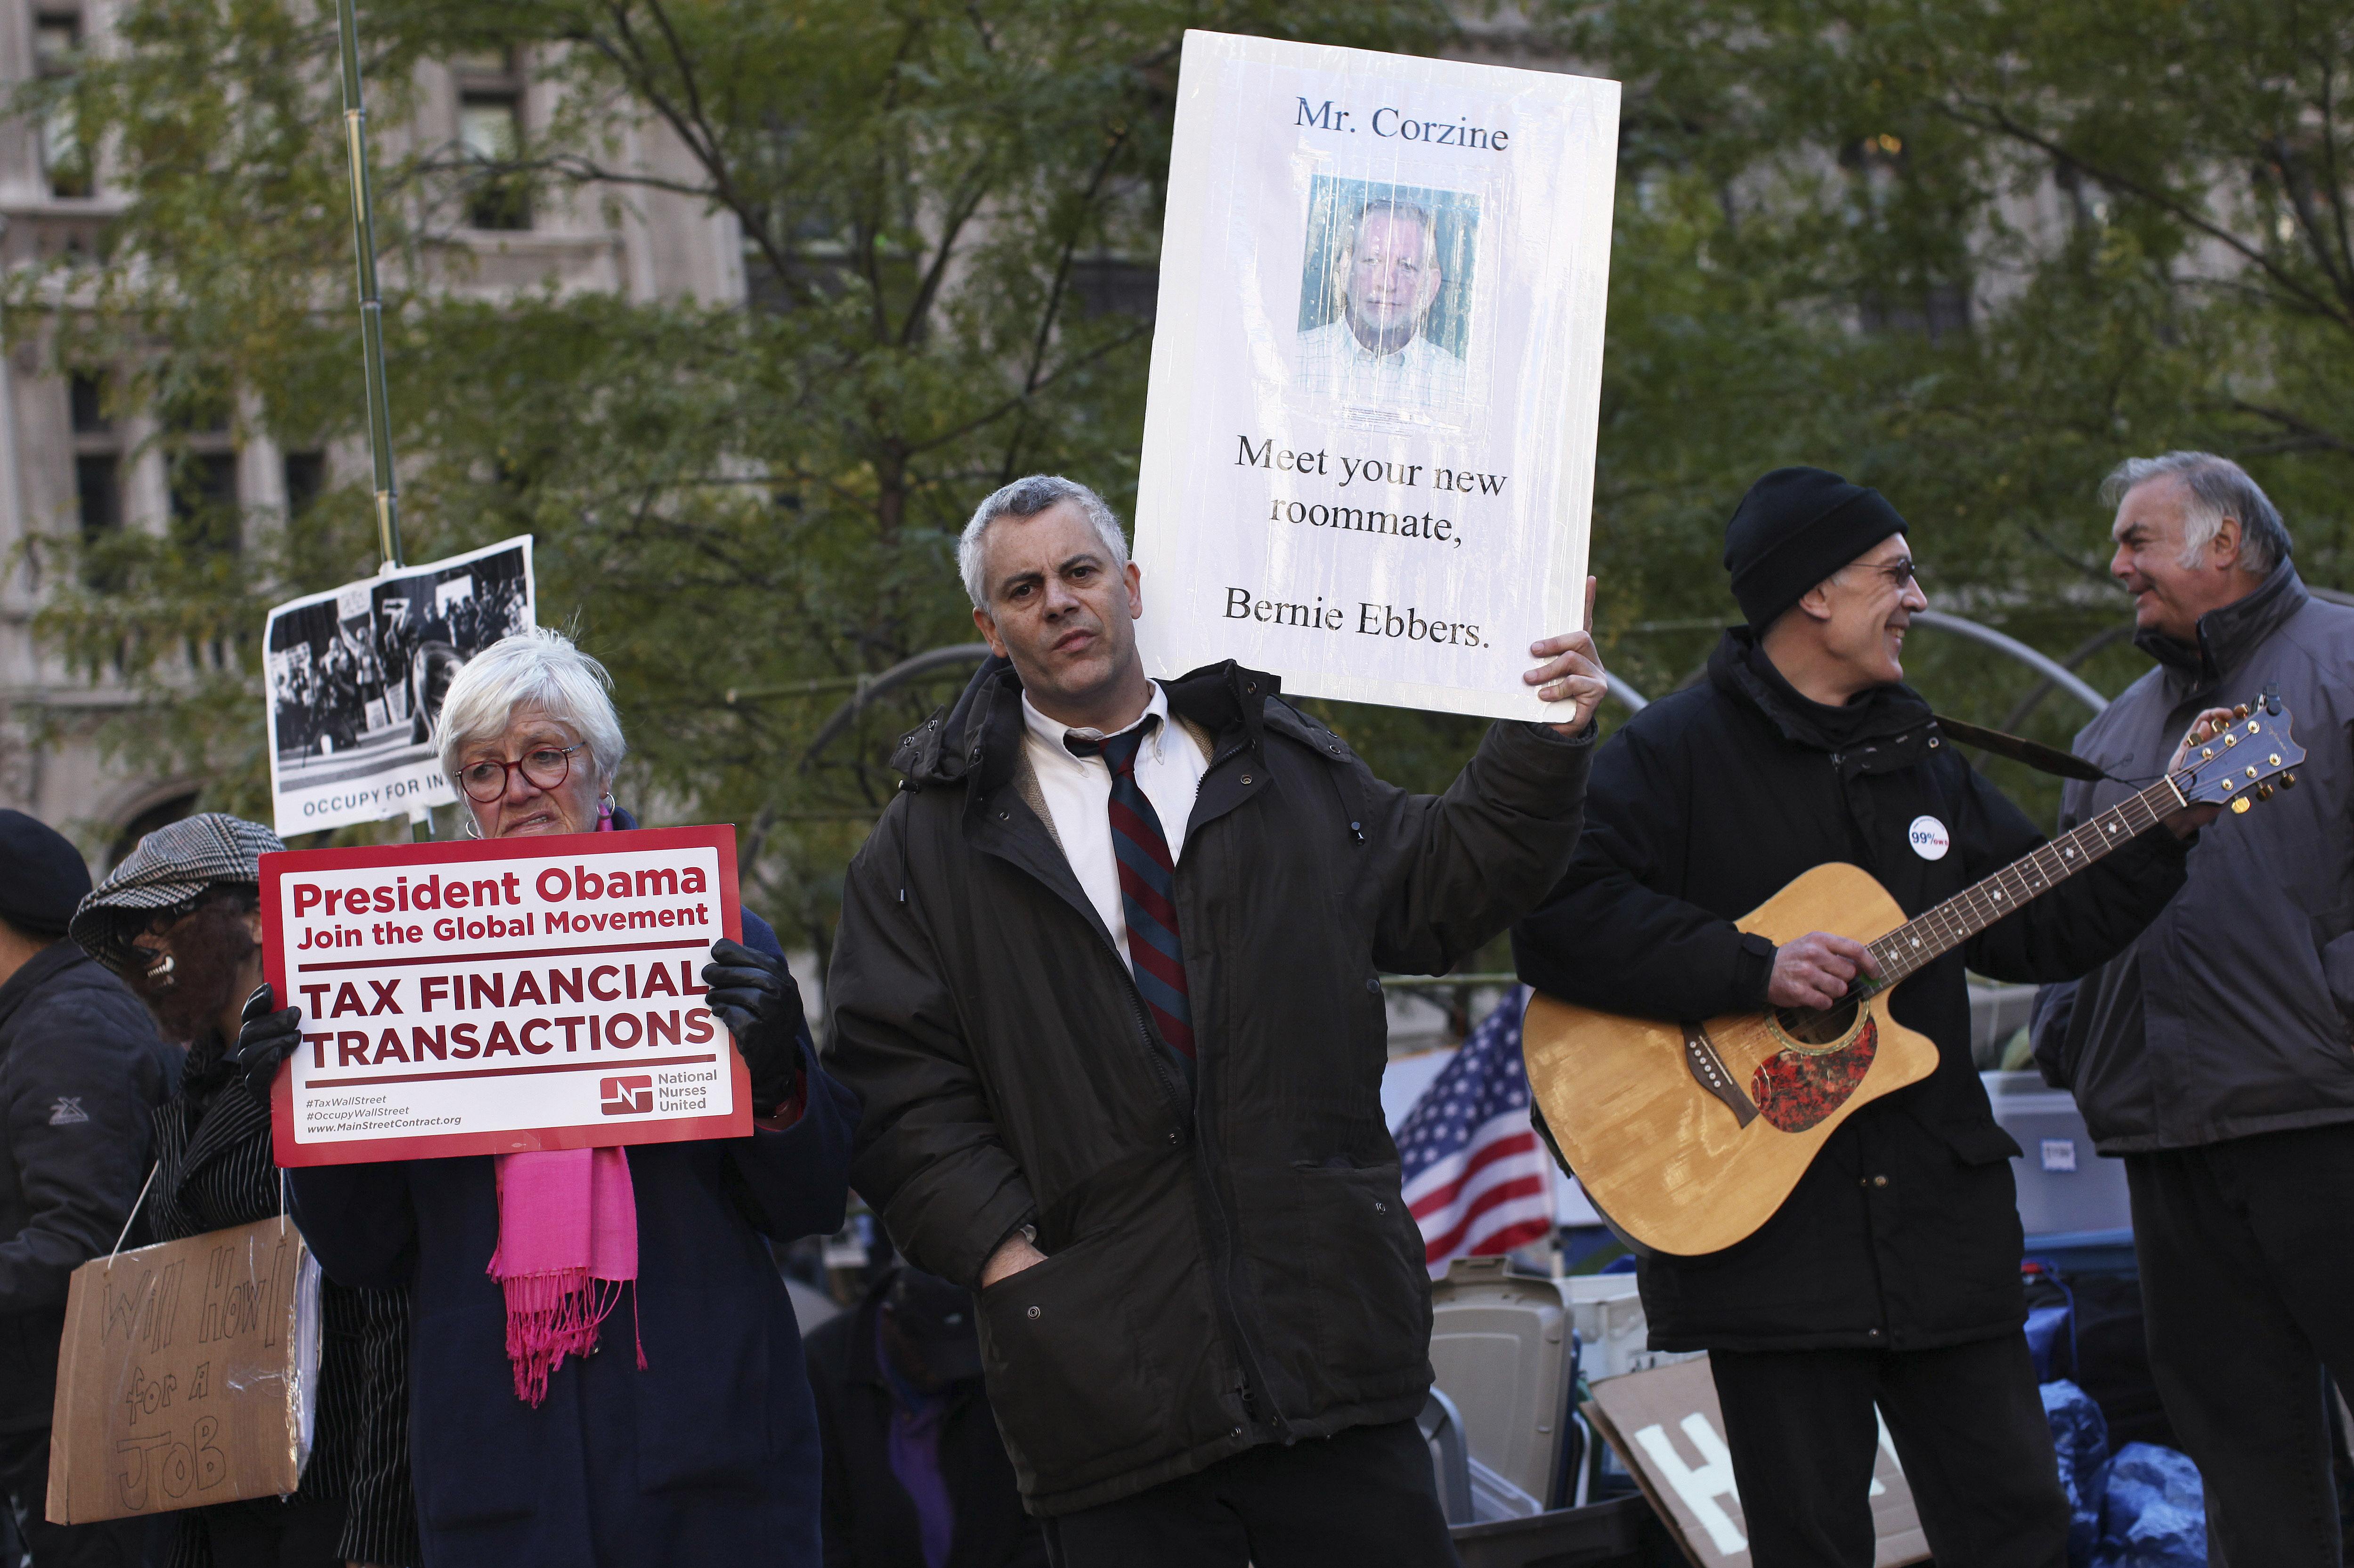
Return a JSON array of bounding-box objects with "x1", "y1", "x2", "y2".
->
[{"x1": 1931, "y1": 714, "x2": 2112, "y2": 783}]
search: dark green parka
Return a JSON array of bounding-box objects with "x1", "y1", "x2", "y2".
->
[{"x1": 827, "y1": 656, "x2": 1592, "y2": 1515}]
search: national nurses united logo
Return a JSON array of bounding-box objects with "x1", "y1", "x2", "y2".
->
[{"x1": 600, "y1": 1076, "x2": 654, "y2": 1116}]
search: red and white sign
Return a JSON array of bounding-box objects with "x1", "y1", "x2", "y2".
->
[{"x1": 262, "y1": 826, "x2": 751, "y2": 1166}]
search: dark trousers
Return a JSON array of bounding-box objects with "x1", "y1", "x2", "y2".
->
[
  {"x1": 1039, "y1": 1418, "x2": 1460, "y2": 1568},
  {"x1": 0, "y1": 1429, "x2": 162, "y2": 1567},
  {"x1": 2127, "y1": 1122, "x2": 2354, "y2": 1568},
  {"x1": 1709, "y1": 1334, "x2": 2068, "y2": 1568},
  {"x1": 186, "y1": 1496, "x2": 348, "y2": 1568}
]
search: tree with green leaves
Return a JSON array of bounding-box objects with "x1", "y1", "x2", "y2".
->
[
  {"x1": 10, "y1": 0, "x2": 1457, "y2": 960},
  {"x1": 26, "y1": 0, "x2": 2354, "y2": 955},
  {"x1": 1553, "y1": 0, "x2": 2354, "y2": 822}
]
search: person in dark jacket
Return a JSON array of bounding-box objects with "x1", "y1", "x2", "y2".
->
[
  {"x1": 826, "y1": 475, "x2": 1606, "y2": 1565},
  {"x1": 259, "y1": 628, "x2": 857, "y2": 1568},
  {"x1": 69, "y1": 814, "x2": 419, "y2": 1568},
  {"x1": 805, "y1": 1264, "x2": 1044, "y2": 1568},
  {"x1": 1512, "y1": 468, "x2": 2211, "y2": 1568},
  {"x1": 0, "y1": 810, "x2": 170, "y2": 1568},
  {"x1": 2034, "y1": 452, "x2": 2354, "y2": 1568}
]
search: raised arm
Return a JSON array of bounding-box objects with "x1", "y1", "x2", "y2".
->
[{"x1": 1361, "y1": 718, "x2": 1596, "y2": 976}]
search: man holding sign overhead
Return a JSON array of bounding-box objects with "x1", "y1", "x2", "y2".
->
[{"x1": 827, "y1": 475, "x2": 1605, "y2": 1562}]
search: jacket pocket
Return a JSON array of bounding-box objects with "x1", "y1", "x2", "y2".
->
[
  {"x1": 632, "y1": 1275, "x2": 773, "y2": 1494},
  {"x1": 407, "y1": 1308, "x2": 542, "y2": 1529},
  {"x1": 1933, "y1": 1115, "x2": 2024, "y2": 1167},
  {"x1": 1240, "y1": 1160, "x2": 1429, "y2": 1401},
  {"x1": 975, "y1": 1234, "x2": 1173, "y2": 1483},
  {"x1": 2319, "y1": 931, "x2": 2354, "y2": 1036}
]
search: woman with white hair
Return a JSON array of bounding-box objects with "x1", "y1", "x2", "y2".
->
[{"x1": 237, "y1": 628, "x2": 857, "y2": 1568}]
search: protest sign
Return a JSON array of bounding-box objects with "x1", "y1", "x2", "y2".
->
[
  {"x1": 261, "y1": 825, "x2": 750, "y2": 1166},
  {"x1": 1583, "y1": 1356, "x2": 1930, "y2": 1567},
  {"x1": 1132, "y1": 32, "x2": 1618, "y2": 722},
  {"x1": 264, "y1": 536, "x2": 534, "y2": 835},
  {"x1": 48, "y1": 1218, "x2": 321, "y2": 1525}
]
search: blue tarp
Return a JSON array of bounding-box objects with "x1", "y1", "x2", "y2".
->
[
  {"x1": 2039, "y1": 1379, "x2": 2207, "y2": 1568},
  {"x1": 2093, "y1": 1444, "x2": 2207, "y2": 1568},
  {"x1": 2041, "y1": 1380, "x2": 2107, "y2": 1565}
]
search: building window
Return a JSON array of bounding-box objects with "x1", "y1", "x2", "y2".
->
[
  {"x1": 168, "y1": 453, "x2": 240, "y2": 554},
  {"x1": 69, "y1": 371, "x2": 108, "y2": 432},
  {"x1": 33, "y1": 10, "x2": 91, "y2": 198},
  {"x1": 108, "y1": 791, "x2": 198, "y2": 870},
  {"x1": 74, "y1": 453, "x2": 118, "y2": 541},
  {"x1": 1069, "y1": 258, "x2": 1159, "y2": 321},
  {"x1": 454, "y1": 49, "x2": 530, "y2": 231},
  {"x1": 283, "y1": 450, "x2": 325, "y2": 517},
  {"x1": 69, "y1": 369, "x2": 122, "y2": 587}
]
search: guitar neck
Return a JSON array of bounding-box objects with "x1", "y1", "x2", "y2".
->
[{"x1": 1864, "y1": 775, "x2": 2184, "y2": 988}]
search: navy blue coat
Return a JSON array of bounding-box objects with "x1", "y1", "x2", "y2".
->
[{"x1": 289, "y1": 901, "x2": 856, "y2": 1568}]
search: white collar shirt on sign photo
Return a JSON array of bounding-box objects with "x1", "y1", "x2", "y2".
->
[
  {"x1": 1019, "y1": 679, "x2": 1209, "y2": 967},
  {"x1": 1295, "y1": 319, "x2": 1470, "y2": 412}
]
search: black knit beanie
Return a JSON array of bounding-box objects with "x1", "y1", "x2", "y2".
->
[
  {"x1": 1722, "y1": 467, "x2": 1909, "y2": 630},
  {"x1": 0, "y1": 809, "x2": 92, "y2": 939}
]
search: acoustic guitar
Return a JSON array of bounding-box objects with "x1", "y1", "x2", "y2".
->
[{"x1": 1522, "y1": 700, "x2": 2307, "y2": 1258}]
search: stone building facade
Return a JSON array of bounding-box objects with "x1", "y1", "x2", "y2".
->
[{"x1": 0, "y1": 6, "x2": 744, "y2": 863}]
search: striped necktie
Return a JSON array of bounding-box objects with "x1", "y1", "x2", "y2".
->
[{"x1": 1066, "y1": 722, "x2": 1195, "y2": 1059}]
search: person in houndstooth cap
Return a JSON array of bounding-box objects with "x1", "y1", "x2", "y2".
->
[{"x1": 72, "y1": 814, "x2": 420, "y2": 1568}]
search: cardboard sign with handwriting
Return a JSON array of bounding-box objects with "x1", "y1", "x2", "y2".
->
[
  {"x1": 1582, "y1": 1355, "x2": 1929, "y2": 1567},
  {"x1": 47, "y1": 1219, "x2": 321, "y2": 1524}
]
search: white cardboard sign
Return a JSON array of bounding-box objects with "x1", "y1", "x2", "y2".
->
[{"x1": 1133, "y1": 32, "x2": 1618, "y2": 720}]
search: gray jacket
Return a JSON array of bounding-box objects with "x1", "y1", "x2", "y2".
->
[
  {"x1": 2037, "y1": 564, "x2": 2354, "y2": 1152},
  {"x1": 0, "y1": 942, "x2": 169, "y2": 1431}
]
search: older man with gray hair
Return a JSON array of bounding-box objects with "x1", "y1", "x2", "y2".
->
[
  {"x1": 2034, "y1": 451, "x2": 2354, "y2": 1568},
  {"x1": 828, "y1": 474, "x2": 1605, "y2": 1564}
]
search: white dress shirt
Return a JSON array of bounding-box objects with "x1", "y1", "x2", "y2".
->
[
  {"x1": 1296, "y1": 318, "x2": 1469, "y2": 412},
  {"x1": 1020, "y1": 681, "x2": 1209, "y2": 968}
]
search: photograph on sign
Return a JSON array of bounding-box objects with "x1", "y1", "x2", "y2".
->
[
  {"x1": 263, "y1": 535, "x2": 534, "y2": 835},
  {"x1": 1295, "y1": 175, "x2": 1481, "y2": 414},
  {"x1": 1583, "y1": 1356, "x2": 1929, "y2": 1567},
  {"x1": 1133, "y1": 31, "x2": 1617, "y2": 721},
  {"x1": 260, "y1": 825, "x2": 749, "y2": 1165}
]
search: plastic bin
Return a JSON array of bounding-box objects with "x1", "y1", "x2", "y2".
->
[
  {"x1": 1564, "y1": 1273, "x2": 1701, "y2": 1382},
  {"x1": 1431, "y1": 1258, "x2": 1575, "y2": 1509},
  {"x1": 1450, "y1": 1494, "x2": 1659, "y2": 1568},
  {"x1": 1983, "y1": 1070, "x2": 2132, "y2": 1237}
]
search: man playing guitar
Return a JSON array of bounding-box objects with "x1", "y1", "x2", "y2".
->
[{"x1": 1513, "y1": 467, "x2": 2220, "y2": 1567}]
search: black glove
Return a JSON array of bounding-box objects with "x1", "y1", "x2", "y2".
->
[
  {"x1": 226, "y1": 984, "x2": 305, "y2": 1094},
  {"x1": 702, "y1": 939, "x2": 806, "y2": 1114}
]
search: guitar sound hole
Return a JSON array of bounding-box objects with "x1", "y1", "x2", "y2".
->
[{"x1": 1774, "y1": 996, "x2": 1861, "y2": 1047}]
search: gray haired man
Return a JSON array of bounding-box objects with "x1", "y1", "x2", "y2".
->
[
  {"x1": 2035, "y1": 451, "x2": 2354, "y2": 1568},
  {"x1": 827, "y1": 476, "x2": 1604, "y2": 1565}
]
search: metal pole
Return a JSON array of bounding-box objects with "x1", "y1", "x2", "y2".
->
[
  {"x1": 332, "y1": 0, "x2": 430, "y2": 839},
  {"x1": 333, "y1": 0, "x2": 403, "y2": 575}
]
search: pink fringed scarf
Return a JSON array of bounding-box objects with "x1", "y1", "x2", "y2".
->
[
  {"x1": 488, "y1": 1146, "x2": 643, "y2": 1405},
  {"x1": 485, "y1": 795, "x2": 641, "y2": 1407}
]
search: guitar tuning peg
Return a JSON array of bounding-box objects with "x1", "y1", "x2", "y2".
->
[
  {"x1": 2282, "y1": 772, "x2": 2297, "y2": 788},
  {"x1": 2233, "y1": 704, "x2": 2251, "y2": 719},
  {"x1": 2256, "y1": 784, "x2": 2274, "y2": 801}
]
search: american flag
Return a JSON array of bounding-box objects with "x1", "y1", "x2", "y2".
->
[{"x1": 1397, "y1": 986, "x2": 1555, "y2": 1278}]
